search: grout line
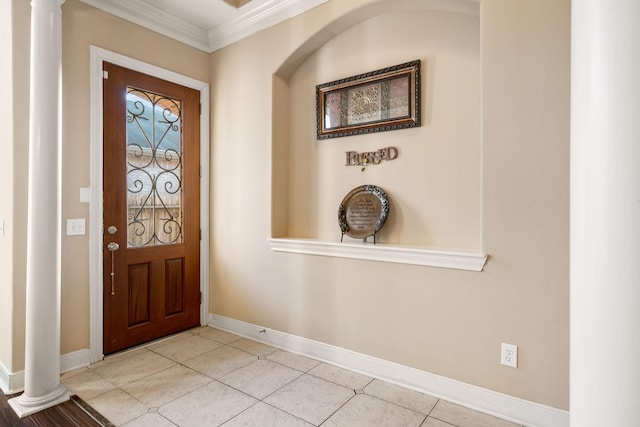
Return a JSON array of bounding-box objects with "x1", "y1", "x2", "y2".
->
[
  {"x1": 317, "y1": 390, "x2": 357, "y2": 426},
  {"x1": 79, "y1": 327, "x2": 483, "y2": 427},
  {"x1": 218, "y1": 400, "x2": 262, "y2": 427}
]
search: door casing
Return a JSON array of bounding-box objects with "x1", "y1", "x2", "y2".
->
[{"x1": 88, "y1": 46, "x2": 210, "y2": 362}]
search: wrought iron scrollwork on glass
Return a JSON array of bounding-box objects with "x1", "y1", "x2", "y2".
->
[{"x1": 126, "y1": 87, "x2": 183, "y2": 247}]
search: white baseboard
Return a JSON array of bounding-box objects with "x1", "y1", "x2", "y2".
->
[
  {"x1": 0, "y1": 361, "x2": 24, "y2": 394},
  {"x1": 60, "y1": 349, "x2": 93, "y2": 374},
  {"x1": 208, "y1": 313, "x2": 569, "y2": 427},
  {"x1": 0, "y1": 349, "x2": 93, "y2": 395}
]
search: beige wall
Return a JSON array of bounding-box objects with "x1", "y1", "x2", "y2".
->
[
  {"x1": 59, "y1": 0, "x2": 210, "y2": 354},
  {"x1": 0, "y1": 0, "x2": 15, "y2": 374},
  {"x1": 5, "y1": 0, "x2": 569, "y2": 412},
  {"x1": 285, "y1": 10, "x2": 480, "y2": 249},
  {"x1": 210, "y1": 0, "x2": 569, "y2": 410},
  {"x1": 0, "y1": 0, "x2": 31, "y2": 377},
  {"x1": 2, "y1": 0, "x2": 210, "y2": 374}
]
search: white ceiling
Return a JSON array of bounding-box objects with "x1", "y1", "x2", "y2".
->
[{"x1": 79, "y1": 0, "x2": 329, "y2": 53}]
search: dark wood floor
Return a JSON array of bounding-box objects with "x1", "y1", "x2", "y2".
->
[{"x1": 1, "y1": 392, "x2": 113, "y2": 427}]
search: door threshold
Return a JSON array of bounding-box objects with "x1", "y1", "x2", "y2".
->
[{"x1": 102, "y1": 326, "x2": 203, "y2": 361}]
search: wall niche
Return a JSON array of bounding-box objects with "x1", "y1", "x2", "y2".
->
[{"x1": 271, "y1": 4, "x2": 486, "y2": 270}]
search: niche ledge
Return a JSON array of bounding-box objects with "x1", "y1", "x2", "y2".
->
[{"x1": 268, "y1": 238, "x2": 488, "y2": 271}]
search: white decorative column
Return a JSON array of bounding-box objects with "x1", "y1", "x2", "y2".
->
[
  {"x1": 571, "y1": 0, "x2": 640, "y2": 426},
  {"x1": 8, "y1": 0, "x2": 69, "y2": 418}
]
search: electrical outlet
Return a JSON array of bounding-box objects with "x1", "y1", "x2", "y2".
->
[{"x1": 501, "y1": 343, "x2": 518, "y2": 368}]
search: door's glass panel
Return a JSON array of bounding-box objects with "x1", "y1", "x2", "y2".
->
[{"x1": 126, "y1": 87, "x2": 183, "y2": 247}]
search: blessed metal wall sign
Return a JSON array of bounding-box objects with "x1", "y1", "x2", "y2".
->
[{"x1": 345, "y1": 146, "x2": 398, "y2": 167}]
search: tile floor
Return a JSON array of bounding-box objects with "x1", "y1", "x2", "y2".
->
[{"x1": 61, "y1": 327, "x2": 523, "y2": 427}]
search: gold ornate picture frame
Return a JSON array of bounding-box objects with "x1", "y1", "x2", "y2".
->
[{"x1": 316, "y1": 60, "x2": 421, "y2": 140}]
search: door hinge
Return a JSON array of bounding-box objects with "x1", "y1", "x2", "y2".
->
[
  {"x1": 103, "y1": 70, "x2": 108, "y2": 79},
  {"x1": 199, "y1": 229, "x2": 202, "y2": 240},
  {"x1": 199, "y1": 103, "x2": 202, "y2": 114},
  {"x1": 200, "y1": 166, "x2": 202, "y2": 178},
  {"x1": 199, "y1": 292, "x2": 202, "y2": 304}
]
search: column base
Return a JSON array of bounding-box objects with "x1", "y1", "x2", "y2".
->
[{"x1": 8, "y1": 383, "x2": 71, "y2": 418}]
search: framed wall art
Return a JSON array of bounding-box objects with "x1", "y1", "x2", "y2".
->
[{"x1": 316, "y1": 59, "x2": 421, "y2": 139}]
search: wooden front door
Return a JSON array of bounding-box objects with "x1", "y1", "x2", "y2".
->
[{"x1": 103, "y1": 62, "x2": 201, "y2": 354}]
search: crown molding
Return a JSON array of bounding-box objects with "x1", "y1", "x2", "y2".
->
[
  {"x1": 78, "y1": 0, "x2": 329, "y2": 53},
  {"x1": 78, "y1": 0, "x2": 210, "y2": 51},
  {"x1": 208, "y1": 0, "x2": 329, "y2": 52}
]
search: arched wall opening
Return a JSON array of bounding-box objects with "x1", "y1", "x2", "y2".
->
[{"x1": 272, "y1": 0, "x2": 482, "y2": 253}]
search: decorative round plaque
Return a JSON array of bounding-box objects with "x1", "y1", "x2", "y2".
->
[{"x1": 338, "y1": 185, "x2": 389, "y2": 240}]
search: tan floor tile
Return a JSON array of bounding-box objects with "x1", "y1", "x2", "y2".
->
[
  {"x1": 196, "y1": 327, "x2": 242, "y2": 344},
  {"x1": 159, "y1": 380, "x2": 257, "y2": 427},
  {"x1": 223, "y1": 402, "x2": 314, "y2": 427},
  {"x1": 308, "y1": 363, "x2": 373, "y2": 390},
  {"x1": 219, "y1": 359, "x2": 302, "y2": 399},
  {"x1": 144, "y1": 331, "x2": 194, "y2": 348},
  {"x1": 89, "y1": 348, "x2": 149, "y2": 371},
  {"x1": 323, "y1": 394, "x2": 426, "y2": 427},
  {"x1": 429, "y1": 400, "x2": 521, "y2": 427},
  {"x1": 364, "y1": 379, "x2": 438, "y2": 415},
  {"x1": 182, "y1": 345, "x2": 257, "y2": 379},
  {"x1": 229, "y1": 338, "x2": 278, "y2": 357},
  {"x1": 264, "y1": 374, "x2": 355, "y2": 425},
  {"x1": 267, "y1": 350, "x2": 321, "y2": 372},
  {"x1": 122, "y1": 364, "x2": 211, "y2": 407},
  {"x1": 87, "y1": 388, "x2": 148, "y2": 426},
  {"x1": 121, "y1": 412, "x2": 177, "y2": 427},
  {"x1": 64, "y1": 330, "x2": 526, "y2": 427},
  {"x1": 149, "y1": 333, "x2": 224, "y2": 362},
  {"x1": 61, "y1": 367, "x2": 89, "y2": 380},
  {"x1": 421, "y1": 417, "x2": 456, "y2": 427},
  {"x1": 61, "y1": 369, "x2": 117, "y2": 401},
  {"x1": 93, "y1": 349, "x2": 176, "y2": 387}
]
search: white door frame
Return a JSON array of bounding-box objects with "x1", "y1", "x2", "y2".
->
[{"x1": 88, "y1": 46, "x2": 210, "y2": 362}]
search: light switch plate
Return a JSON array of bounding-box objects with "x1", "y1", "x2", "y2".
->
[
  {"x1": 80, "y1": 187, "x2": 91, "y2": 203},
  {"x1": 0, "y1": 218, "x2": 4, "y2": 237},
  {"x1": 66, "y1": 218, "x2": 86, "y2": 236}
]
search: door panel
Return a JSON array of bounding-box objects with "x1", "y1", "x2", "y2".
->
[
  {"x1": 165, "y1": 258, "x2": 184, "y2": 316},
  {"x1": 128, "y1": 263, "x2": 150, "y2": 326},
  {"x1": 103, "y1": 62, "x2": 200, "y2": 354}
]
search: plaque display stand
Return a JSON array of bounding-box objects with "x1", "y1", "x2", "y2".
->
[
  {"x1": 338, "y1": 185, "x2": 389, "y2": 244},
  {"x1": 341, "y1": 231, "x2": 377, "y2": 244}
]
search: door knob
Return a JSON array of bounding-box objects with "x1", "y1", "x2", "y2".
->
[{"x1": 107, "y1": 242, "x2": 120, "y2": 251}]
